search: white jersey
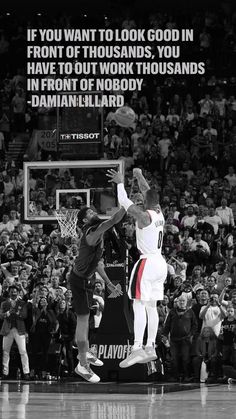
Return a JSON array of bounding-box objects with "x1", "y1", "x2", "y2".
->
[{"x1": 136, "y1": 209, "x2": 165, "y2": 255}]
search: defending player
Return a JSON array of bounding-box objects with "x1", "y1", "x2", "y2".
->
[
  {"x1": 107, "y1": 168, "x2": 167, "y2": 368},
  {"x1": 69, "y1": 206, "x2": 125, "y2": 383}
]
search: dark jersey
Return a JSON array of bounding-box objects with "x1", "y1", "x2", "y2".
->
[
  {"x1": 221, "y1": 318, "x2": 236, "y2": 345},
  {"x1": 73, "y1": 223, "x2": 103, "y2": 279}
]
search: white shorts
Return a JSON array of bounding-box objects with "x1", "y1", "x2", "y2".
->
[{"x1": 128, "y1": 254, "x2": 167, "y2": 301}]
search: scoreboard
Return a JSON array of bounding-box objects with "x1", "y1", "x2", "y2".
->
[{"x1": 56, "y1": 91, "x2": 103, "y2": 159}]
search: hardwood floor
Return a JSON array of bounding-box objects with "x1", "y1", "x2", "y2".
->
[{"x1": 0, "y1": 380, "x2": 235, "y2": 419}]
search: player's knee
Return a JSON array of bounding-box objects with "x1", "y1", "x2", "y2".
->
[{"x1": 142, "y1": 300, "x2": 157, "y2": 308}]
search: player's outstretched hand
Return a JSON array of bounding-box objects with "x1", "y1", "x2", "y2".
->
[
  {"x1": 107, "y1": 282, "x2": 123, "y2": 298},
  {"x1": 106, "y1": 169, "x2": 123, "y2": 184}
]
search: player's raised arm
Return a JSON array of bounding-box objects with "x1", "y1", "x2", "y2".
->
[
  {"x1": 106, "y1": 169, "x2": 151, "y2": 229},
  {"x1": 86, "y1": 207, "x2": 126, "y2": 246},
  {"x1": 133, "y1": 168, "x2": 150, "y2": 197}
]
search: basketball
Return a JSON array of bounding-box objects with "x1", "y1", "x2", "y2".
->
[{"x1": 114, "y1": 106, "x2": 136, "y2": 127}]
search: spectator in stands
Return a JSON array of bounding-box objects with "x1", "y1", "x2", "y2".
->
[
  {"x1": 168, "y1": 253, "x2": 188, "y2": 282},
  {"x1": 163, "y1": 294, "x2": 197, "y2": 382},
  {"x1": 11, "y1": 87, "x2": 26, "y2": 133},
  {"x1": 191, "y1": 266, "x2": 205, "y2": 294},
  {"x1": 198, "y1": 94, "x2": 213, "y2": 117},
  {"x1": 34, "y1": 202, "x2": 48, "y2": 217},
  {"x1": 92, "y1": 280, "x2": 105, "y2": 330},
  {"x1": 0, "y1": 214, "x2": 15, "y2": 234},
  {"x1": 158, "y1": 130, "x2": 172, "y2": 171},
  {"x1": 192, "y1": 289, "x2": 210, "y2": 335},
  {"x1": 157, "y1": 295, "x2": 170, "y2": 334},
  {"x1": 3, "y1": 176, "x2": 14, "y2": 197},
  {"x1": 0, "y1": 285, "x2": 30, "y2": 379},
  {"x1": 219, "y1": 289, "x2": 236, "y2": 312},
  {"x1": 181, "y1": 206, "x2": 197, "y2": 229},
  {"x1": 216, "y1": 198, "x2": 235, "y2": 229},
  {"x1": 219, "y1": 305, "x2": 236, "y2": 367},
  {"x1": 199, "y1": 293, "x2": 226, "y2": 337},
  {"x1": 193, "y1": 327, "x2": 219, "y2": 383},
  {"x1": 205, "y1": 276, "x2": 219, "y2": 296},
  {"x1": 189, "y1": 231, "x2": 211, "y2": 267},
  {"x1": 29, "y1": 296, "x2": 57, "y2": 379},
  {"x1": 179, "y1": 226, "x2": 193, "y2": 247},
  {"x1": 57, "y1": 299, "x2": 76, "y2": 376},
  {"x1": 225, "y1": 166, "x2": 236, "y2": 190},
  {"x1": 48, "y1": 276, "x2": 67, "y2": 299},
  {"x1": 204, "y1": 206, "x2": 222, "y2": 235},
  {"x1": 2, "y1": 262, "x2": 20, "y2": 282},
  {"x1": 211, "y1": 261, "x2": 230, "y2": 293}
]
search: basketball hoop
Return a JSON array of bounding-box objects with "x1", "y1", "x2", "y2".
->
[{"x1": 55, "y1": 209, "x2": 79, "y2": 238}]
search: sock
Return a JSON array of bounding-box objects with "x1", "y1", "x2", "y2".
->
[
  {"x1": 145, "y1": 304, "x2": 159, "y2": 348},
  {"x1": 132, "y1": 299, "x2": 147, "y2": 350},
  {"x1": 77, "y1": 340, "x2": 89, "y2": 366}
]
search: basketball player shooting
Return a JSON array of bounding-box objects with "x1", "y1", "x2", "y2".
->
[
  {"x1": 107, "y1": 168, "x2": 167, "y2": 368},
  {"x1": 69, "y1": 206, "x2": 125, "y2": 383}
]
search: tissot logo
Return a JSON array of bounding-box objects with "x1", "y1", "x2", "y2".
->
[
  {"x1": 97, "y1": 344, "x2": 132, "y2": 359},
  {"x1": 60, "y1": 133, "x2": 100, "y2": 140}
]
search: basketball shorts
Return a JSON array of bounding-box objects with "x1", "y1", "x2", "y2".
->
[
  {"x1": 69, "y1": 270, "x2": 94, "y2": 315},
  {"x1": 128, "y1": 254, "x2": 167, "y2": 301}
]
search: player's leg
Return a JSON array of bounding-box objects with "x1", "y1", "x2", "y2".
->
[
  {"x1": 2, "y1": 330, "x2": 14, "y2": 377},
  {"x1": 136, "y1": 300, "x2": 158, "y2": 364},
  {"x1": 133, "y1": 299, "x2": 147, "y2": 350},
  {"x1": 74, "y1": 312, "x2": 101, "y2": 383},
  {"x1": 120, "y1": 260, "x2": 148, "y2": 368},
  {"x1": 75, "y1": 312, "x2": 103, "y2": 368},
  {"x1": 13, "y1": 328, "x2": 30, "y2": 378},
  {"x1": 144, "y1": 300, "x2": 159, "y2": 361},
  {"x1": 139, "y1": 258, "x2": 167, "y2": 363},
  {"x1": 70, "y1": 276, "x2": 100, "y2": 383},
  {"x1": 75, "y1": 313, "x2": 90, "y2": 367},
  {"x1": 145, "y1": 300, "x2": 159, "y2": 348}
]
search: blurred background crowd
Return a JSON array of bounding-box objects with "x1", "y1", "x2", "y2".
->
[{"x1": 0, "y1": 2, "x2": 236, "y2": 382}]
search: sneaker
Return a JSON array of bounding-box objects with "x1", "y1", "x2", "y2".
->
[
  {"x1": 77, "y1": 352, "x2": 104, "y2": 367},
  {"x1": 75, "y1": 362, "x2": 100, "y2": 383},
  {"x1": 119, "y1": 348, "x2": 147, "y2": 368},
  {"x1": 138, "y1": 346, "x2": 157, "y2": 364},
  {"x1": 228, "y1": 378, "x2": 236, "y2": 384},
  {"x1": 87, "y1": 351, "x2": 104, "y2": 367}
]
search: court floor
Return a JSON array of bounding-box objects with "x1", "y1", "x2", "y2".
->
[{"x1": 0, "y1": 380, "x2": 236, "y2": 419}]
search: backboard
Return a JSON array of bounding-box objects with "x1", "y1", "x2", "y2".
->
[
  {"x1": 56, "y1": 189, "x2": 90, "y2": 210},
  {"x1": 23, "y1": 160, "x2": 124, "y2": 223}
]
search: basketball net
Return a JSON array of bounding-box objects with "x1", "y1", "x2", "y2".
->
[{"x1": 55, "y1": 209, "x2": 79, "y2": 238}]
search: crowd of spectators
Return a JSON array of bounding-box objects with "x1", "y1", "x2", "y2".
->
[{"x1": 0, "y1": 6, "x2": 236, "y2": 382}]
